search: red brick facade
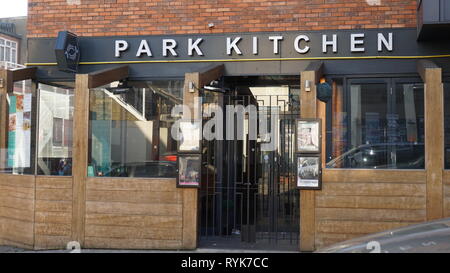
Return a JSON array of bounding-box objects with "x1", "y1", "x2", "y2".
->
[{"x1": 27, "y1": 0, "x2": 417, "y2": 38}]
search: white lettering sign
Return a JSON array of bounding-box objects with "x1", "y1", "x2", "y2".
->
[
  {"x1": 113, "y1": 32, "x2": 395, "y2": 58},
  {"x1": 226, "y1": 37, "x2": 242, "y2": 55},
  {"x1": 115, "y1": 40, "x2": 129, "y2": 57}
]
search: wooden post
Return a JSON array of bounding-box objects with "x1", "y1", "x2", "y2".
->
[
  {"x1": 71, "y1": 74, "x2": 89, "y2": 245},
  {"x1": 299, "y1": 61, "x2": 323, "y2": 252},
  {"x1": 0, "y1": 69, "x2": 13, "y2": 169},
  {"x1": 417, "y1": 60, "x2": 444, "y2": 221},
  {"x1": 71, "y1": 65, "x2": 129, "y2": 246},
  {"x1": 181, "y1": 64, "x2": 224, "y2": 249}
]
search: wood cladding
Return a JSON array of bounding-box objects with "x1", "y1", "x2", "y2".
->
[
  {"x1": 84, "y1": 177, "x2": 183, "y2": 249},
  {"x1": 315, "y1": 169, "x2": 427, "y2": 250},
  {"x1": 0, "y1": 174, "x2": 35, "y2": 249},
  {"x1": 34, "y1": 176, "x2": 72, "y2": 250},
  {"x1": 443, "y1": 171, "x2": 450, "y2": 218}
]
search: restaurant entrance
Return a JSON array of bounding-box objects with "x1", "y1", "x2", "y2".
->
[{"x1": 199, "y1": 79, "x2": 300, "y2": 250}]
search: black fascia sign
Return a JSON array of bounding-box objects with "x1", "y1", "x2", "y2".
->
[{"x1": 55, "y1": 31, "x2": 80, "y2": 73}]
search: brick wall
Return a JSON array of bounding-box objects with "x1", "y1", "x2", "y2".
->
[{"x1": 28, "y1": 0, "x2": 417, "y2": 38}]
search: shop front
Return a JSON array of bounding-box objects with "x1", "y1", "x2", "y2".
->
[{"x1": 1, "y1": 26, "x2": 450, "y2": 251}]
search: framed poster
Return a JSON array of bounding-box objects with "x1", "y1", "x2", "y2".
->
[
  {"x1": 296, "y1": 119, "x2": 321, "y2": 153},
  {"x1": 178, "y1": 120, "x2": 202, "y2": 153},
  {"x1": 177, "y1": 154, "x2": 201, "y2": 188},
  {"x1": 296, "y1": 155, "x2": 321, "y2": 190}
]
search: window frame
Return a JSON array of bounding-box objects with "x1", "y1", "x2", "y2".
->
[
  {"x1": 0, "y1": 37, "x2": 19, "y2": 64},
  {"x1": 327, "y1": 76, "x2": 425, "y2": 170}
]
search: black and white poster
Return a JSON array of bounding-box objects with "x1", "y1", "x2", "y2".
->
[{"x1": 297, "y1": 156, "x2": 321, "y2": 190}]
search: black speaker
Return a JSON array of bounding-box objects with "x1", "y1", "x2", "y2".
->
[
  {"x1": 55, "y1": 31, "x2": 80, "y2": 73},
  {"x1": 317, "y1": 82, "x2": 332, "y2": 103}
]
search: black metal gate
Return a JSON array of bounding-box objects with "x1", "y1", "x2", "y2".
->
[{"x1": 199, "y1": 87, "x2": 300, "y2": 250}]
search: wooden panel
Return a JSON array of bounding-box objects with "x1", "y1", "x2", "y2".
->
[
  {"x1": 34, "y1": 235, "x2": 71, "y2": 250},
  {"x1": 322, "y1": 169, "x2": 426, "y2": 184},
  {"x1": 182, "y1": 188, "x2": 197, "y2": 249},
  {"x1": 85, "y1": 176, "x2": 183, "y2": 249},
  {"x1": 0, "y1": 196, "x2": 35, "y2": 211},
  {"x1": 35, "y1": 176, "x2": 72, "y2": 189},
  {"x1": 0, "y1": 174, "x2": 36, "y2": 188},
  {"x1": 443, "y1": 171, "x2": 450, "y2": 184},
  {"x1": 86, "y1": 190, "x2": 182, "y2": 204},
  {"x1": 84, "y1": 237, "x2": 182, "y2": 249},
  {"x1": 317, "y1": 220, "x2": 418, "y2": 235},
  {"x1": 1, "y1": 214, "x2": 34, "y2": 247},
  {"x1": 316, "y1": 233, "x2": 356, "y2": 250},
  {"x1": 35, "y1": 200, "x2": 72, "y2": 213},
  {"x1": 1, "y1": 218, "x2": 34, "y2": 247},
  {"x1": 316, "y1": 196, "x2": 426, "y2": 210},
  {"x1": 85, "y1": 225, "x2": 182, "y2": 240},
  {"x1": 315, "y1": 168, "x2": 427, "y2": 250},
  {"x1": 0, "y1": 185, "x2": 35, "y2": 199},
  {"x1": 34, "y1": 176, "x2": 73, "y2": 249},
  {"x1": 316, "y1": 208, "x2": 425, "y2": 222},
  {"x1": 85, "y1": 214, "x2": 182, "y2": 228},
  {"x1": 0, "y1": 174, "x2": 35, "y2": 249},
  {"x1": 86, "y1": 201, "x2": 182, "y2": 216},
  {"x1": 35, "y1": 223, "x2": 71, "y2": 237},
  {"x1": 317, "y1": 182, "x2": 426, "y2": 197},
  {"x1": 86, "y1": 178, "x2": 177, "y2": 192},
  {"x1": 35, "y1": 211, "x2": 72, "y2": 225},
  {"x1": 444, "y1": 172, "x2": 450, "y2": 217},
  {"x1": 0, "y1": 205, "x2": 35, "y2": 222},
  {"x1": 36, "y1": 188, "x2": 73, "y2": 201}
]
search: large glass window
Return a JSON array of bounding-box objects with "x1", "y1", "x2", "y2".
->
[
  {"x1": 0, "y1": 80, "x2": 34, "y2": 174},
  {"x1": 37, "y1": 83, "x2": 74, "y2": 176},
  {"x1": 88, "y1": 80, "x2": 183, "y2": 178},
  {"x1": 327, "y1": 78, "x2": 424, "y2": 169}
]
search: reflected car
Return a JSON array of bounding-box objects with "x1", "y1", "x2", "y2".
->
[
  {"x1": 316, "y1": 218, "x2": 450, "y2": 253},
  {"x1": 102, "y1": 161, "x2": 177, "y2": 178},
  {"x1": 326, "y1": 143, "x2": 424, "y2": 169}
]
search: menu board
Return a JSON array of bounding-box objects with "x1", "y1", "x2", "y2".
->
[{"x1": 7, "y1": 94, "x2": 32, "y2": 168}]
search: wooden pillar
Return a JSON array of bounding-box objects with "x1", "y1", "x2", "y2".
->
[
  {"x1": 0, "y1": 69, "x2": 13, "y2": 169},
  {"x1": 299, "y1": 61, "x2": 323, "y2": 252},
  {"x1": 417, "y1": 60, "x2": 444, "y2": 221},
  {"x1": 181, "y1": 64, "x2": 223, "y2": 249},
  {"x1": 331, "y1": 82, "x2": 344, "y2": 165},
  {"x1": 71, "y1": 65, "x2": 129, "y2": 246},
  {"x1": 71, "y1": 74, "x2": 89, "y2": 245}
]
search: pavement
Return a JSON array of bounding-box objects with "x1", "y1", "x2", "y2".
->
[{"x1": 0, "y1": 245, "x2": 299, "y2": 253}]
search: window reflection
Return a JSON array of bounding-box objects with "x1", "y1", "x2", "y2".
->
[
  {"x1": 327, "y1": 79, "x2": 424, "y2": 169},
  {"x1": 0, "y1": 80, "x2": 34, "y2": 175},
  {"x1": 88, "y1": 80, "x2": 183, "y2": 178},
  {"x1": 37, "y1": 83, "x2": 74, "y2": 176}
]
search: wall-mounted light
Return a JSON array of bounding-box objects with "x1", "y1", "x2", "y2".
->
[
  {"x1": 305, "y1": 80, "x2": 311, "y2": 92},
  {"x1": 189, "y1": 82, "x2": 195, "y2": 93},
  {"x1": 208, "y1": 23, "x2": 215, "y2": 29}
]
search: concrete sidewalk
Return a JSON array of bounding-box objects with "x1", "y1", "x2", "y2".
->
[{"x1": 0, "y1": 245, "x2": 299, "y2": 253}]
